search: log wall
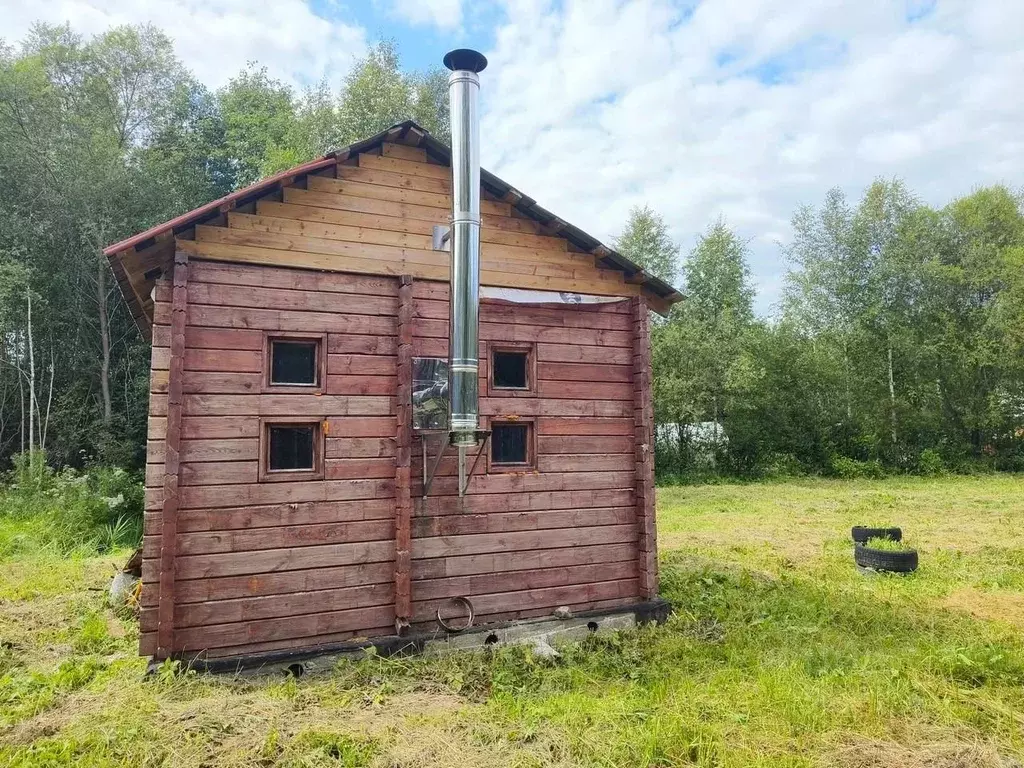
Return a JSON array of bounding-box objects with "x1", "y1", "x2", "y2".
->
[
  {"x1": 141, "y1": 260, "x2": 400, "y2": 658},
  {"x1": 139, "y1": 256, "x2": 652, "y2": 661}
]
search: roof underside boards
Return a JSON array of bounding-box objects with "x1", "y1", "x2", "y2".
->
[{"x1": 105, "y1": 121, "x2": 682, "y2": 338}]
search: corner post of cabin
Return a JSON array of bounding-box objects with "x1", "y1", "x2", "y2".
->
[
  {"x1": 394, "y1": 274, "x2": 414, "y2": 633},
  {"x1": 631, "y1": 295, "x2": 658, "y2": 599},
  {"x1": 157, "y1": 250, "x2": 189, "y2": 659}
]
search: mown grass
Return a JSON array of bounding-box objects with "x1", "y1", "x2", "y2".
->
[{"x1": 2, "y1": 475, "x2": 1024, "y2": 766}]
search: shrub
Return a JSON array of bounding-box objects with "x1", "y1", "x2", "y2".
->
[
  {"x1": 760, "y1": 452, "x2": 807, "y2": 478},
  {"x1": 0, "y1": 452, "x2": 143, "y2": 556},
  {"x1": 917, "y1": 449, "x2": 946, "y2": 476},
  {"x1": 829, "y1": 456, "x2": 886, "y2": 479}
]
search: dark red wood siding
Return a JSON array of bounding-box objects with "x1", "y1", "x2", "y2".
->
[{"x1": 140, "y1": 259, "x2": 654, "y2": 660}]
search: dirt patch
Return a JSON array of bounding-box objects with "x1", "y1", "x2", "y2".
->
[
  {"x1": 831, "y1": 736, "x2": 1021, "y2": 768},
  {"x1": 943, "y1": 589, "x2": 1024, "y2": 627}
]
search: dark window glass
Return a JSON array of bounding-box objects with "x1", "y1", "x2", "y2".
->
[
  {"x1": 271, "y1": 341, "x2": 317, "y2": 385},
  {"x1": 492, "y1": 423, "x2": 528, "y2": 464},
  {"x1": 493, "y1": 351, "x2": 528, "y2": 389},
  {"x1": 269, "y1": 425, "x2": 315, "y2": 471}
]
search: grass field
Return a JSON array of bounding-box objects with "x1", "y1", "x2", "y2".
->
[{"x1": 3, "y1": 476, "x2": 1024, "y2": 767}]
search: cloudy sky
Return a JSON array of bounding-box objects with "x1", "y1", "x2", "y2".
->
[{"x1": 3, "y1": 0, "x2": 1021, "y2": 313}]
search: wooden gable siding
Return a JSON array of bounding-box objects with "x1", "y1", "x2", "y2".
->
[
  {"x1": 141, "y1": 258, "x2": 651, "y2": 661},
  {"x1": 175, "y1": 144, "x2": 645, "y2": 302}
]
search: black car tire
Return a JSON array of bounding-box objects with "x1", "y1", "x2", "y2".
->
[
  {"x1": 854, "y1": 544, "x2": 918, "y2": 573},
  {"x1": 851, "y1": 526, "x2": 902, "y2": 544}
]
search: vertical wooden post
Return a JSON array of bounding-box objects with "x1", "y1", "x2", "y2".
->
[
  {"x1": 157, "y1": 251, "x2": 188, "y2": 659},
  {"x1": 631, "y1": 295, "x2": 658, "y2": 599},
  {"x1": 394, "y1": 275, "x2": 414, "y2": 633}
]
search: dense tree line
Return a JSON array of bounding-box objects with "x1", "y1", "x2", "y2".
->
[
  {"x1": 0, "y1": 24, "x2": 447, "y2": 469},
  {"x1": 1, "y1": 23, "x2": 1021, "y2": 480},
  {"x1": 619, "y1": 181, "x2": 1024, "y2": 479}
]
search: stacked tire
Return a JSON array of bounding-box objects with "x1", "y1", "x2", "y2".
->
[{"x1": 851, "y1": 527, "x2": 918, "y2": 573}]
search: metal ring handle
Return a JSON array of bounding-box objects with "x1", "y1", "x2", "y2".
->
[{"x1": 436, "y1": 596, "x2": 474, "y2": 632}]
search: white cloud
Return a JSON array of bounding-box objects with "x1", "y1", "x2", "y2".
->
[
  {"x1": 0, "y1": 0, "x2": 367, "y2": 90},
  {"x1": 479, "y1": 0, "x2": 1024, "y2": 315},
  {"x1": 3, "y1": 0, "x2": 1021, "y2": 316},
  {"x1": 388, "y1": 0, "x2": 462, "y2": 29}
]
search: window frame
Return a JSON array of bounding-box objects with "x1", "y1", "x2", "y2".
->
[
  {"x1": 259, "y1": 417, "x2": 325, "y2": 482},
  {"x1": 262, "y1": 332, "x2": 327, "y2": 393},
  {"x1": 486, "y1": 342, "x2": 536, "y2": 398},
  {"x1": 486, "y1": 417, "x2": 537, "y2": 473}
]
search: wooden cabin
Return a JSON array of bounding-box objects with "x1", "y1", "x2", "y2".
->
[{"x1": 105, "y1": 117, "x2": 681, "y2": 665}]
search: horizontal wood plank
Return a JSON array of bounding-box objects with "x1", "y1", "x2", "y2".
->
[
  {"x1": 381, "y1": 142, "x2": 428, "y2": 162},
  {"x1": 188, "y1": 280, "x2": 398, "y2": 317},
  {"x1": 282, "y1": 187, "x2": 518, "y2": 231},
  {"x1": 536, "y1": 453, "x2": 633, "y2": 472},
  {"x1": 258, "y1": 199, "x2": 567, "y2": 251},
  {"x1": 175, "y1": 519, "x2": 394, "y2": 556},
  {"x1": 182, "y1": 394, "x2": 392, "y2": 417},
  {"x1": 172, "y1": 604, "x2": 394, "y2": 651},
  {"x1": 197, "y1": 624, "x2": 396, "y2": 660},
  {"x1": 358, "y1": 153, "x2": 450, "y2": 181},
  {"x1": 327, "y1": 335, "x2": 397, "y2": 355},
  {"x1": 412, "y1": 506, "x2": 634, "y2": 537},
  {"x1": 413, "y1": 523, "x2": 637, "y2": 560},
  {"x1": 173, "y1": 461, "x2": 257, "y2": 487},
  {"x1": 324, "y1": 437, "x2": 395, "y2": 458},
  {"x1": 172, "y1": 582, "x2": 394, "y2": 629},
  {"x1": 480, "y1": 398, "x2": 632, "y2": 418},
  {"x1": 536, "y1": 343, "x2": 632, "y2": 365},
  {"x1": 182, "y1": 371, "x2": 261, "y2": 394},
  {"x1": 537, "y1": 434, "x2": 634, "y2": 453},
  {"x1": 327, "y1": 354, "x2": 396, "y2": 376},
  {"x1": 325, "y1": 375, "x2": 396, "y2": 396},
  {"x1": 415, "y1": 470, "x2": 634, "y2": 498},
  {"x1": 190, "y1": 258, "x2": 398, "y2": 297},
  {"x1": 198, "y1": 225, "x2": 601, "y2": 283},
  {"x1": 188, "y1": 303, "x2": 397, "y2": 335},
  {"x1": 180, "y1": 238, "x2": 638, "y2": 298},
  {"x1": 536, "y1": 362, "x2": 632, "y2": 383},
  {"x1": 414, "y1": 487, "x2": 634, "y2": 517},
  {"x1": 411, "y1": 578, "x2": 639, "y2": 621},
  {"x1": 536, "y1": 417, "x2": 635, "y2": 436},
  {"x1": 412, "y1": 561, "x2": 636, "y2": 602},
  {"x1": 324, "y1": 457, "x2": 395, "y2": 480},
  {"x1": 167, "y1": 561, "x2": 393, "y2": 603},
  {"x1": 148, "y1": 438, "x2": 257, "y2": 464},
  {"x1": 172, "y1": 538, "x2": 395, "y2": 579},
  {"x1": 308, "y1": 175, "x2": 511, "y2": 217},
  {"x1": 177, "y1": 478, "x2": 394, "y2": 510},
  {"x1": 231, "y1": 211, "x2": 584, "y2": 266},
  {"x1": 145, "y1": 498, "x2": 395, "y2": 534}
]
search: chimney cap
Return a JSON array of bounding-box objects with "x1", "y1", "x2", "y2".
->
[{"x1": 443, "y1": 48, "x2": 488, "y2": 73}]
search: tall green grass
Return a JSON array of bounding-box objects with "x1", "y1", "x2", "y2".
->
[
  {"x1": 1, "y1": 476, "x2": 1023, "y2": 766},
  {"x1": 0, "y1": 452, "x2": 143, "y2": 558}
]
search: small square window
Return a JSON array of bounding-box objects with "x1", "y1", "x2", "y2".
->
[
  {"x1": 260, "y1": 420, "x2": 323, "y2": 482},
  {"x1": 491, "y1": 422, "x2": 530, "y2": 465},
  {"x1": 268, "y1": 425, "x2": 315, "y2": 471},
  {"x1": 493, "y1": 351, "x2": 528, "y2": 389},
  {"x1": 270, "y1": 340, "x2": 318, "y2": 386}
]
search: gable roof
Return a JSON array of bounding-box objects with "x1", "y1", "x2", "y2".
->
[{"x1": 105, "y1": 120, "x2": 682, "y2": 337}]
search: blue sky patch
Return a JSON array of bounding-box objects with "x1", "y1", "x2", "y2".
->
[
  {"x1": 740, "y1": 36, "x2": 847, "y2": 85},
  {"x1": 906, "y1": 0, "x2": 938, "y2": 23}
]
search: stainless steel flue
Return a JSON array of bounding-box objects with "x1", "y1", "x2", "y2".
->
[{"x1": 443, "y1": 48, "x2": 487, "y2": 449}]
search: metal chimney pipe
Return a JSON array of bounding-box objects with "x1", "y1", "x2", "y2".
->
[{"x1": 443, "y1": 49, "x2": 487, "y2": 449}]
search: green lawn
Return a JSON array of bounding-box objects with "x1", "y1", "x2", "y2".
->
[{"x1": 3, "y1": 476, "x2": 1024, "y2": 767}]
